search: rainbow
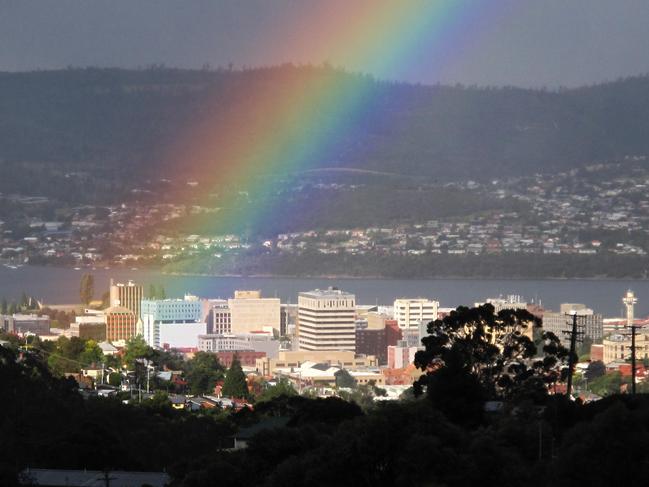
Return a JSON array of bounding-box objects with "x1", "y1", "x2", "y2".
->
[{"x1": 171, "y1": 0, "x2": 486, "y2": 234}]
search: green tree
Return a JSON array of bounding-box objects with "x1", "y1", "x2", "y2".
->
[
  {"x1": 108, "y1": 372, "x2": 122, "y2": 387},
  {"x1": 157, "y1": 285, "x2": 166, "y2": 300},
  {"x1": 122, "y1": 335, "x2": 154, "y2": 368},
  {"x1": 589, "y1": 371, "x2": 624, "y2": 396},
  {"x1": 256, "y1": 377, "x2": 297, "y2": 403},
  {"x1": 221, "y1": 356, "x2": 248, "y2": 398},
  {"x1": 80, "y1": 273, "x2": 94, "y2": 305},
  {"x1": 584, "y1": 360, "x2": 606, "y2": 381},
  {"x1": 79, "y1": 340, "x2": 103, "y2": 367},
  {"x1": 334, "y1": 369, "x2": 356, "y2": 389},
  {"x1": 20, "y1": 292, "x2": 29, "y2": 309},
  {"x1": 184, "y1": 352, "x2": 224, "y2": 395},
  {"x1": 100, "y1": 291, "x2": 110, "y2": 309}
]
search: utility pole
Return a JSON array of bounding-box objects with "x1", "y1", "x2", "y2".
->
[
  {"x1": 563, "y1": 312, "x2": 584, "y2": 398},
  {"x1": 630, "y1": 324, "x2": 639, "y2": 395},
  {"x1": 100, "y1": 470, "x2": 116, "y2": 487},
  {"x1": 624, "y1": 291, "x2": 639, "y2": 395},
  {"x1": 146, "y1": 360, "x2": 151, "y2": 394}
]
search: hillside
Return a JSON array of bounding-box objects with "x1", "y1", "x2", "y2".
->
[{"x1": 1, "y1": 66, "x2": 649, "y2": 188}]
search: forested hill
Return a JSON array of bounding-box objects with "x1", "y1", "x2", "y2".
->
[{"x1": 1, "y1": 66, "x2": 649, "y2": 182}]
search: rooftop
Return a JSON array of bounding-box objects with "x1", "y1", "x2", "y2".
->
[{"x1": 299, "y1": 287, "x2": 355, "y2": 299}]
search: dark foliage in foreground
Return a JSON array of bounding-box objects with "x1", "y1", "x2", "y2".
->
[{"x1": 2, "y1": 337, "x2": 649, "y2": 486}]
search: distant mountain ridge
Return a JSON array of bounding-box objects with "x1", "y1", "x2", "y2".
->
[{"x1": 1, "y1": 66, "x2": 648, "y2": 183}]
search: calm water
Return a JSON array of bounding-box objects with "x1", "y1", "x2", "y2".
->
[{"x1": 0, "y1": 265, "x2": 646, "y2": 317}]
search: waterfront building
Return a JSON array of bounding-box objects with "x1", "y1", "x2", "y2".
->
[
  {"x1": 480, "y1": 295, "x2": 528, "y2": 312},
  {"x1": 298, "y1": 288, "x2": 356, "y2": 352},
  {"x1": 109, "y1": 279, "x2": 143, "y2": 320},
  {"x1": 1, "y1": 314, "x2": 50, "y2": 336},
  {"x1": 141, "y1": 295, "x2": 206, "y2": 349}
]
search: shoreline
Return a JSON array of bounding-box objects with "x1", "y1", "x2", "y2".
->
[{"x1": 14, "y1": 264, "x2": 649, "y2": 281}]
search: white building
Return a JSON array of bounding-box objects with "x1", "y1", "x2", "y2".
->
[
  {"x1": 197, "y1": 332, "x2": 280, "y2": 358},
  {"x1": 298, "y1": 288, "x2": 356, "y2": 352},
  {"x1": 480, "y1": 295, "x2": 528, "y2": 312},
  {"x1": 141, "y1": 295, "x2": 206, "y2": 349},
  {"x1": 393, "y1": 298, "x2": 439, "y2": 330}
]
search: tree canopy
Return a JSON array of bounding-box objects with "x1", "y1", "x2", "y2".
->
[
  {"x1": 222, "y1": 356, "x2": 248, "y2": 399},
  {"x1": 79, "y1": 273, "x2": 94, "y2": 305},
  {"x1": 184, "y1": 352, "x2": 225, "y2": 395},
  {"x1": 414, "y1": 304, "x2": 570, "y2": 415}
]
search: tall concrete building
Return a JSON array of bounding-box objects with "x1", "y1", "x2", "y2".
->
[
  {"x1": 298, "y1": 288, "x2": 356, "y2": 351},
  {"x1": 109, "y1": 279, "x2": 143, "y2": 320},
  {"x1": 543, "y1": 303, "x2": 603, "y2": 347},
  {"x1": 207, "y1": 301, "x2": 232, "y2": 334},
  {"x1": 141, "y1": 295, "x2": 206, "y2": 349},
  {"x1": 228, "y1": 290, "x2": 280, "y2": 334},
  {"x1": 393, "y1": 298, "x2": 439, "y2": 330}
]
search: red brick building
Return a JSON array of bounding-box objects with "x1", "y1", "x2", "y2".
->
[
  {"x1": 385, "y1": 319, "x2": 402, "y2": 347},
  {"x1": 104, "y1": 306, "x2": 136, "y2": 342},
  {"x1": 216, "y1": 350, "x2": 266, "y2": 368}
]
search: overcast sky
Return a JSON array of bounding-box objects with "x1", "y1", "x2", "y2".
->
[{"x1": 2, "y1": 0, "x2": 649, "y2": 88}]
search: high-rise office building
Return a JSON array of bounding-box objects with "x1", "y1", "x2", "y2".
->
[
  {"x1": 207, "y1": 301, "x2": 232, "y2": 334},
  {"x1": 141, "y1": 295, "x2": 206, "y2": 349},
  {"x1": 228, "y1": 290, "x2": 280, "y2": 334},
  {"x1": 393, "y1": 298, "x2": 439, "y2": 330},
  {"x1": 109, "y1": 279, "x2": 143, "y2": 320},
  {"x1": 543, "y1": 303, "x2": 603, "y2": 347},
  {"x1": 298, "y1": 288, "x2": 356, "y2": 351}
]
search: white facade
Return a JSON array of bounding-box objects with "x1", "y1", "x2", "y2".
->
[
  {"x1": 198, "y1": 333, "x2": 280, "y2": 358},
  {"x1": 298, "y1": 288, "x2": 356, "y2": 352},
  {"x1": 393, "y1": 298, "x2": 439, "y2": 330},
  {"x1": 158, "y1": 322, "x2": 206, "y2": 349},
  {"x1": 206, "y1": 300, "x2": 231, "y2": 334},
  {"x1": 142, "y1": 296, "x2": 205, "y2": 349}
]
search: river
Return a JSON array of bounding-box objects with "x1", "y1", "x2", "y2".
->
[{"x1": 0, "y1": 265, "x2": 646, "y2": 317}]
